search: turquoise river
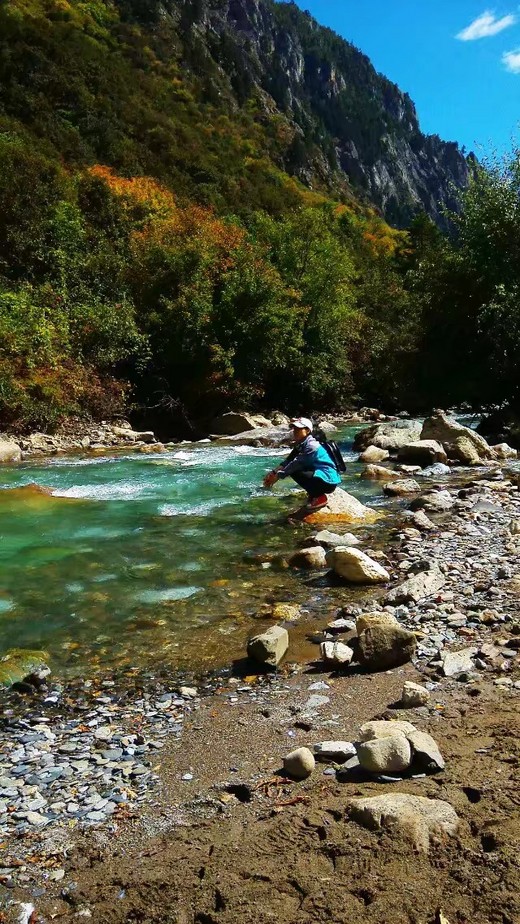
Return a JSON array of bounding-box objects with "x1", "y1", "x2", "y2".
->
[{"x1": 0, "y1": 428, "x2": 388, "y2": 677}]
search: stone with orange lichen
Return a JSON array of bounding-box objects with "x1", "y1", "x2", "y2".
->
[{"x1": 301, "y1": 488, "x2": 380, "y2": 525}]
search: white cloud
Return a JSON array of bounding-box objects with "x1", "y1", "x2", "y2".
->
[
  {"x1": 456, "y1": 10, "x2": 516, "y2": 41},
  {"x1": 503, "y1": 47, "x2": 520, "y2": 71}
]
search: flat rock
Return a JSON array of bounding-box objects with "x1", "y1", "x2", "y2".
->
[
  {"x1": 314, "y1": 741, "x2": 356, "y2": 763},
  {"x1": 304, "y1": 530, "x2": 360, "y2": 549},
  {"x1": 349, "y1": 793, "x2": 459, "y2": 852},
  {"x1": 383, "y1": 479, "x2": 421, "y2": 496},
  {"x1": 357, "y1": 735, "x2": 412, "y2": 774},
  {"x1": 247, "y1": 625, "x2": 289, "y2": 668},
  {"x1": 441, "y1": 648, "x2": 477, "y2": 677},
  {"x1": 385, "y1": 566, "x2": 445, "y2": 605},
  {"x1": 326, "y1": 547, "x2": 390, "y2": 584}
]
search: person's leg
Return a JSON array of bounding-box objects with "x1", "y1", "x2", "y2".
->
[{"x1": 290, "y1": 473, "x2": 335, "y2": 509}]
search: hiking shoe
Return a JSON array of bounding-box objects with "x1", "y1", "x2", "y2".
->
[{"x1": 305, "y1": 494, "x2": 329, "y2": 511}]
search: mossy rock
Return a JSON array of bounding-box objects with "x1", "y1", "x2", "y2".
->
[{"x1": 0, "y1": 648, "x2": 50, "y2": 687}]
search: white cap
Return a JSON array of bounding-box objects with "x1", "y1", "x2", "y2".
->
[{"x1": 290, "y1": 417, "x2": 313, "y2": 432}]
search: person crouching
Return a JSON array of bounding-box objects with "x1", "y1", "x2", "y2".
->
[{"x1": 262, "y1": 417, "x2": 341, "y2": 513}]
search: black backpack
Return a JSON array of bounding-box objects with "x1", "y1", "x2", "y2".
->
[{"x1": 314, "y1": 428, "x2": 347, "y2": 473}]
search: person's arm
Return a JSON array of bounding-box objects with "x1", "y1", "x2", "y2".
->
[
  {"x1": 277, "y1": 437, "x2": 316, "y2": 477},
  {"x1": 263, "y1": 446, "x2": 297, "y2": 487}
]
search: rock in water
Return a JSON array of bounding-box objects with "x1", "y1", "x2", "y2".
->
[
  {"x1": 407, "y1": 730, "x2": 445, "y2": 772},
  {"x1": 385, "y1": 566, "x2": 445, "y2": 604},
  {"x1": 401, "y1": 681, "x2": 430, "y2": 707},
  {"x1": 326, "y1": 547, "x2": 390, "y2": 584},
  {"x1": 397, "y1": 440, "x2": 448, "y2": 466},
  {"x1": 283, "y1": 747, "x2": 315, "y2": 779},
  {"x1": 359, "y1": 445, "x2": 390, "y2": 463},
  {"x1": 492, "y1": 443, "x2": 517, "y2": 459},
  {"x1": 247, "y1": 626, "x2": 289, "y2": 668},
  {"x1": 349, "y1": 794, "x2": 459, "y2": 852},
  {"x1": 353, "y1": 420, "x2": 422, "y2": 452},
  {"x1": 410, "y1": 491, "x2": 454, "y2": 512},
  {"x1": 356, "y1": 615, "x2": 416, "y2": 670},
  {"x1": 288, "y1": 546, "x2": 327, "y2": 569},
  {"x1": 0, "y1": 439, "x2": 22, "y2": 464},
  {"x1": 320, "y1": 640, "x2": 354, "y2": 667},
  {"x1": 0, "y1": 649, "x2": 50, "y2": 688},
  {"x1": 357, "y1": 735, "x2": 412, "y2": 774},
  {"x1": 421, "y1": 410, "x2": 493, "y2": 461},
  {"x1": 359, "y1": 719, "x2": 417, "y2": 741},
  {"x1": 361, "y1": 464, "x2": 400, "y2": 481},
  {"x1": 383, "y1": 479, "x2": 421, "y2": 496}
]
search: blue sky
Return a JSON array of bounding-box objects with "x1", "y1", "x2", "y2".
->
[{"x1": 293, "y1": 2, "x2": 520, "y2": 157}]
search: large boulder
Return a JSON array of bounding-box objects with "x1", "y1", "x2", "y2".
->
[
  {"x1": 326, "y1": 548, "x2": 390, "y2": 584},
  {"x1": 349, "y1": 794, "x2": 459, "y2": 852},
  {"x1": 491, "y1": 443, "x2": 517, "y2": 460},
  {"x1": 421, "y1": 411, "x2": 493, "y2": 462},
  {"x1": 356, "y1": 614, "x2": 417, "y2": 670},
  {"x1": 303, "y1": 488, "x2": 380, "y2": 525},
  {"x1": 247, "y1": 626, "x2": 289, "y2": 668},
  {"x1": 217, "y1": 426, "x2": 291, "y2": 448},
  {"x1": 359, "y1": 445, "x2": 390, "y2": 464},
  {"x1": 397, "y1": 440, "x2": 448, "y2": 467},
  {"x1": 354, "y1": 420, "x2": 422, "y2": 453},
  {"x1": 357, "y1": 735, "x2": 412, "y2": 774},
  {"x1": 211, "y1": 412, "x2": 271, "y2": 434},
  {"x1": 0, "y1": 439, "x2": 22, "y2": 464},
  {"x1": 385, "y1": 565, "x2": 445, "y2": 604}
]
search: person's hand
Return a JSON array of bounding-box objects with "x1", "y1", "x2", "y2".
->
[{"x1": 263, "y1": 470, "x2": 279, "y2": 489}]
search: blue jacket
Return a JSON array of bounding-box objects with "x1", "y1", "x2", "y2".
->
[{"x1": 277, "y1": 435, "x2": 342, "y2": 486}]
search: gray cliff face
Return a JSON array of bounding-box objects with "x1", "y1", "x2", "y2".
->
[{"x1": 166, "y1": 0, "x2": 472, "y2": 227}]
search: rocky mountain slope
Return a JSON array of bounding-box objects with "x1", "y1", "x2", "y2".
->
[{"x1": 158, "y1": 0, "x2": 473, "y2": 226}]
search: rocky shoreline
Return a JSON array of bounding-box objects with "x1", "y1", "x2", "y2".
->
[{"x1": 1, "y1": 414, "x2": 520, "y2": 921}]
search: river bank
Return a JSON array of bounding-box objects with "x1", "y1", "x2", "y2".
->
[{"x1": 2, "y1": 458, "x2": 520, "y2": 923}]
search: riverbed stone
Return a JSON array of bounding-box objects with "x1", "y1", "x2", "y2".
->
[
  {"x1": 0, "y1": 650, "x2": 50, "y2": 688},
  {"x1": 288, "y1": 546, "x2": 327, "y2": 569},
  {"x1": 349, "y1": 793, "x2": 459, "y2": 852},
  {"x1": 401, "y1": 681, "x2": 430, "y2": 708},
  {"x1": 357, "y1": 735, "x2": 412, "y2": 774},
  {"x1": 491, "y1": 443, "x2": 517, "y2": 460},
  {"x1": 383, "y1": 479, "x2": 421, "y2": 496},
  {"x1": 247, "y1": 626, "x2": 289, "y2": 668},
  {"x1": 441, "y1": 648, "x2": 477, "y2": 677},
  {"x1": 385, "y1": 566, "x2": 445, "y2": 605},
  {"x1": 361, "y1": 464, "x2": 400, "y2": 481},
  {"x1": 320, "y1": 640, "x2": 354, "y2": 667},
  {"x1": 410, "y1": 491, "x2": 454, "y2": 513},
  {"x1": 0, "y1": 439, "x2": 22, "y2": 464},
  {"x1": 407, "y1": 730, "x2": 445, "y2": 772},
  {"x1": 359, "y1": 446, "x2": 390, "y2": 464},
  {"x1": 211, "y1": 412, "x2": 270, "y2": 435},
  {"x1": 356, "y1": 616, "x2": 416, "y2": 670},
  {"x1": 314, "y1": 741, "x2": 356, "y2": 762},
  {"x1": 326, "y1": 547, "x2": 390, "y2": 584},
  {"x1": 304, "y1": 530, "x2": 360, "y2": 549},
  {"x1": 283, "y1": 747, "x2": 315, "y2": 780}
]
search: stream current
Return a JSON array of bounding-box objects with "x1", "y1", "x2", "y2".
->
[{"x1": 0, "y1": 428, "x2": 387, "y2": 677}]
